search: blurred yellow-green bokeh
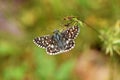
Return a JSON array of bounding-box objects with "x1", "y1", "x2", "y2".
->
[{"x1": 0, "y1": 0, "x2": 120, "y2": 80}]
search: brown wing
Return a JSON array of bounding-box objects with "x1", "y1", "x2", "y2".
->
[
  {"x1": 64, "y1": 39, "x2": 75, "y2": 51},
  {"x1": 33, "y1": 35, "x2": 53, "y2": 48},
  {"x1": 46, "y1": 44, "x2": 61, "y2": 55},
  {"x1": 61, "y1": 26, "x2": 80, "y2": 40}
]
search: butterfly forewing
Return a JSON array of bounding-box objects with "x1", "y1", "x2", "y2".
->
[
  {"x1": 62, "y1": 26, "x2": 80, "y2": 39},
  {"x1": 33, "y1": 35, "x2": 52, "y2": 48}
]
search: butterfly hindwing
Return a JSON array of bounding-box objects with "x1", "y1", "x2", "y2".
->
[
  {"x1": 46, "y1": 44, "x2": 61, "y2": 55},
  {"x1": 64, "y1": 39, "x2": 75, "y2": 51}
]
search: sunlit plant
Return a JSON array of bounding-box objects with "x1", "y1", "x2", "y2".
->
[{"x1": 99, "y1": 20, "x2": 120, "y2": 56}]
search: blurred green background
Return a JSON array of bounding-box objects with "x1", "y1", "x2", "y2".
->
[{"x1": 0, "y1": 0, "x2": 120, "y2": 80}]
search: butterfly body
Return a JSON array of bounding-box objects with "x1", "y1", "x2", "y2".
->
[
  {"x1": 33, "y1": 26, "x2": 80, "y2": 55},
  {"x1": 53, "y1": 30, "x2": 65, "y2": 50}
]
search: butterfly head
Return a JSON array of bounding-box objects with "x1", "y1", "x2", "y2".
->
[
  {"x1": 53, "y1": 30, "x2": 60, "y2": 34},
  {"x1": 53, "y1": 30, "x2": 62, "y2": 41}
]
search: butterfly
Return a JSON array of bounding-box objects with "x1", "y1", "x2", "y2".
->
[{"x1": 33, "y1": 25, "x2": 80, "y2": 55}]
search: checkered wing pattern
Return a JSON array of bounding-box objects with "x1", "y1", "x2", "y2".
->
[
  {"x1": 62, "y1": 26, "x2": 80, "y2": 40},
  {"x1": 64, "y1": 39, "x2": 75, "y2": 51},
  {"x1": 33, "y1": 25, "x2": 80, "y2": 55},
  {"x1": 46, "y1": 44, "x2": 61, "y2": 55},
  {"x1": 33, "y1": 35, "x2": 52, "y2": 48}
]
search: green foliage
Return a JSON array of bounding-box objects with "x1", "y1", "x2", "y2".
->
[{"x1": 99, "y1": 21, "x2": 120, "y2": 56}]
